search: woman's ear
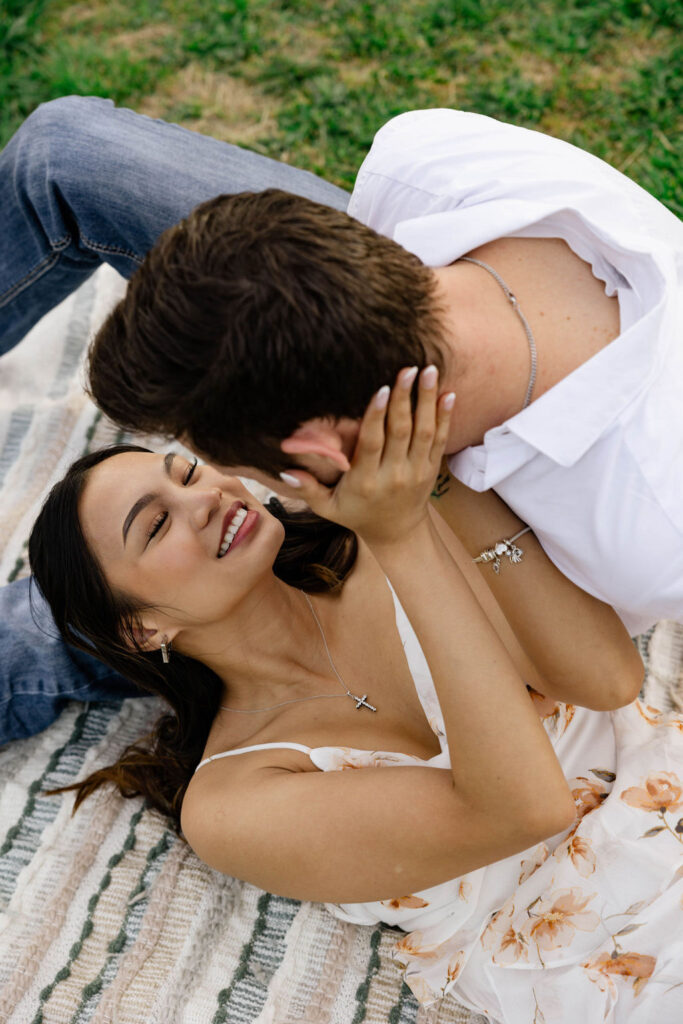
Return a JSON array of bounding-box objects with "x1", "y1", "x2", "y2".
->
[
  {"x1": 128, "y1": 625, "x2": 157, "y2": 652},
  {"x1": 128, "y1": 623, "x2": 180, "y2": 655}
]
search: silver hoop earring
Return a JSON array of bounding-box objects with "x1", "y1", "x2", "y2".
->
[{"x1": 160, "y1": 638, "x2": 171, "y2": 664}]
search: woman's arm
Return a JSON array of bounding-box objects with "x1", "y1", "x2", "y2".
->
[
  {"x1": 429, "y1": 469, "x2": 644, "y2": 709},
  {"x1": 183, "y1": 370, "x2": 576, "y2": 903}
]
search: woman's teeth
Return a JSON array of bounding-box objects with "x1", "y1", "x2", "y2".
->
[{"x1": 218, "y1": 507, "x2": 248, "y2": 557}]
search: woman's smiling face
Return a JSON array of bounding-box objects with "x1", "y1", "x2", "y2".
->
[{"x1": 78, "y1": 451, "x2": 284, "y2": 632}]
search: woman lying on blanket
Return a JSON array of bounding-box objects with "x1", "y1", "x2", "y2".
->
[{"x1": 28, "y1": 369, "x2": 683, "y2": 1023}]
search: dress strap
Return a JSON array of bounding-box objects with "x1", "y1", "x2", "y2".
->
[{"x1": 194, "y1": 741, "x2": 313, "y2": 773}]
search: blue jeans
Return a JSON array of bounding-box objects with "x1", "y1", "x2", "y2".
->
[{"x1": 0, "y1": 96, "x2": 350, "y2": 745}]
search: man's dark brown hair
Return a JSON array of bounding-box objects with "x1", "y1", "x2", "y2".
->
[{"x1": 88, "y1": 189, "x2": 446, "y2": 474}]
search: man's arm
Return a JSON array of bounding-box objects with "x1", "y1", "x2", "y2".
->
[{"x1": 429, "y1": 465, "x2": 644, "y2": 710}]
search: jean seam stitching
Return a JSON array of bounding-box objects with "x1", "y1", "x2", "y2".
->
[
  {"x1": 80, "y1": 235, "x2": 143, "y2": 263},
  {"x1": 0, "y1": 233, "x2": 70, "y2": 306}
]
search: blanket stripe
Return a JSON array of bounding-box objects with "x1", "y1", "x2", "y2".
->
[
  {"x1": 48, "y1": 277, "x2": 97, "y2": 401},
  {"x1": 69, "y1": 828, "x2": 175, "y2": 1023},
  {"x1": 0, "y1": 704, "x2": 116, "y2": 887},
  {"x1": 352, "y1": 926, "x2": 383, "y2": 1024},
  {"x1": 31, "y1": 806, "x2": 146, "y2": 1022}
]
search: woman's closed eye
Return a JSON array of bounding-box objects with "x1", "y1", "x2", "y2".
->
[
  {"x1": 147, "y1": 511, "x2": 168, "y2": 542},
  {"x1": 183, "y1": 457, "x2": 198, "y2": 485},
  {"x1": 145, "y1": 457, "x2": 199, "y2": 545}
]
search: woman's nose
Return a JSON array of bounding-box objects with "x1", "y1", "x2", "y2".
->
[{"x1": 189, "y1": 486, "x2": 222, "y2": 529}]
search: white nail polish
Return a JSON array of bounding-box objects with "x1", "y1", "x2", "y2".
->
[
  {"x1": 279, "y1": 472, "x2": 301, "y2": 488},
  {"x1": 401, "y1": 366, "x2": 419, "y2": 389},
  {"x1": 374, "y1": 385, "x2": 390, "y2": 409},
  {"x1": 421, "y1": 365, "x2": 438, "y2": 389},
  {"x1": 443, "y1": 392, "x2": 456, "y2": 410}
]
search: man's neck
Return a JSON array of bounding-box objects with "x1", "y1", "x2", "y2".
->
[
  {"x1": 432, "y1": 262, "x2": 535, "y2": 453},
  {"x1": 433, "y1": 236, "x2": 621, "y2": 456}
]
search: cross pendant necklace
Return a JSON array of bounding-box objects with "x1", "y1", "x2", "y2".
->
[
  {"x1": 305, "y1": 593, "x2": 377, "y2": 713},
  {"x1": 220, "y1": 591, "x2": 377, "y2": 715},
  {"x1": 352, "y1": 693, "x2": 376, "y2": 711}
]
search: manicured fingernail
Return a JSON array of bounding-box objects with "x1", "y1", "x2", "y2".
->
[
  {"x1": 443, "y1": 392, "x2": 456, "y2": 411},
  {"x1": 374, "y1": 385, "x2": 390, "y2": 409},
  {"x1": 400, "y1": 366, "x2": 419, "y2": 389},
  {"x1": 279, "y1": 472, "x2": 301, "y2": 488},
  {"x1": 421, "y1": 365, "x2": 438, "y2": 389}
]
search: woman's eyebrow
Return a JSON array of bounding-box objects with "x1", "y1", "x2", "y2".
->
[{"x1": 122, "y1": 454, "x2": 177, "y2": 545}]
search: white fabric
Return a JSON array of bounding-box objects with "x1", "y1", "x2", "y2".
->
[
  {"x1": 193, "y1": 580, "x2": 683, "y2": 1020},
  {"x1": 348, "y1": 109, "x2": 683, "y2": 635},
  {"x1": 316, "y1": 584, "x2": 683, "y2": 1023},
  {"x1": 194, "y1": 742, "x2": 313, "y2": 771}
]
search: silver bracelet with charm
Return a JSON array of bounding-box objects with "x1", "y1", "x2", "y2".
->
[{"x1": 473, "y1": 526, "x2": 532, "y2": 574}]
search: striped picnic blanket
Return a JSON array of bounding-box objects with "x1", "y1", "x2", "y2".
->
[{"x1": 0, "y1": 267, "x2": 681, "y2": 1023}]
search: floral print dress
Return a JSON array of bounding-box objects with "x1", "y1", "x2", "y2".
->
[{"x1": 316, "y1": 589, "x2": 683, "y2": 1023}]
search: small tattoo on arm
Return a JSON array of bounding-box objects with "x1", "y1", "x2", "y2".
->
[{"x1": 431, "y1": 471, "x2": 450, "y2": 499}]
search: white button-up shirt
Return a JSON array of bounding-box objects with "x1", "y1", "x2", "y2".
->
[{"x1": 348, "y1": 109, "x2": 683, "y2": 635}]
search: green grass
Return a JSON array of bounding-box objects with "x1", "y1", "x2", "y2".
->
[{"x1": 1, "y1": 0, "x2": 681, "y2": 213}]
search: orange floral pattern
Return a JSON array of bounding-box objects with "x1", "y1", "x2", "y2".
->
[
  {"x1": 583, "y1": 951, "x2": 656, "y2": 998},
  {"x1": 519, "y1": 843, "x2": 549, "y2": 885},
  {"x1": 527, "y1": 888, "x2": 600, "y2": 952},
  {"x1": 446, "y1": 949, "x2": 465, "y2": 984},
  {"x1": 381, "y1": 894, "x2": 429, "y2": 910},
  {"x1": 481, "y1": 904, "x2": 529, "y2": 965},
  {"x1": 457, "y1": 879, "x2": 472, "y2": 901},
  {"x1": 637, "y1": 701, "x2": 683, "y2": 732},
  {"x1": 394, "y1": 932, "x2": 441, "y2": 960},
  {"x1": 400, "y1": 937, "x2": 468, "y2": 1003},
  {"x1": 318, "y1": 630, "x2": 683, "y2": 1018},
  {"x1": 619, "y1": 770, "x2": 683, "y2": 846},
  {"x1": 620, "y1": 770, "x2": 683, "y2": 813},
  {"x1": 554, "y1": 834, "x2": 597, "y2": 878},
  {"x1": 570, "y1": 776, "x2": 610, "y2": 826},
  {"x1": 528, "y1": 690, "x2": 576, "y2": 738}
]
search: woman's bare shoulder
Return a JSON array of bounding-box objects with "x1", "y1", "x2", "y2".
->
[{"x1": 181, "y1": 742, "x2": 316, "y2": 839}]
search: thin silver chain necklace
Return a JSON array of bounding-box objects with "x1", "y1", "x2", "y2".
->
[
  {"x1": 458, "y1": 256, "x2": 538, "y2": 409},
  {"x1": 220, "y1": 592, "x2": 377, "y2": 715}
]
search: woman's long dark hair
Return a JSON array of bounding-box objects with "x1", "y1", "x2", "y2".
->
[{"x1": 28, "y1": 444, "x2": 358, "y2": 830}]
